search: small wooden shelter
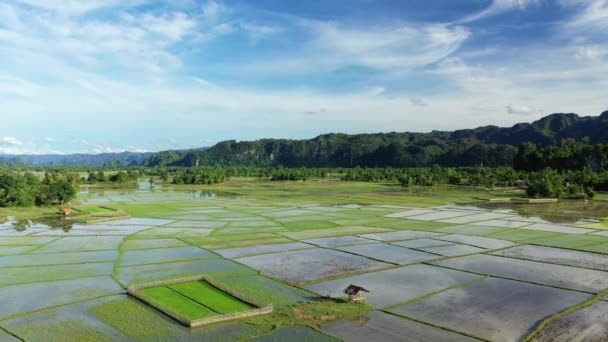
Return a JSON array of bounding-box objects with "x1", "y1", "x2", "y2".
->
[
  {"x1": 60, "y1": 208, "x2": 71, "y2": 216},
  {"x1": 344, "y1": 284, "x2": 370, "y2": 301}
]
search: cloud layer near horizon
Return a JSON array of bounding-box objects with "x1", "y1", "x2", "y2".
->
[{"x1": 0, "y1": 0, "x2": 606, "y2": 154}]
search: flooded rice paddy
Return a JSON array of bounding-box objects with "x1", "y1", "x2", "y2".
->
[{"x1": 1, "y1": 187, "x2": 608, "y2": 341}]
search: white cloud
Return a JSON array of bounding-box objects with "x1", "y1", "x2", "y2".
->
[
  {"x1": 507, "y1": 104, "x2": 537, "y2": 115},
  {"x1": 560, "y1": 0, "x2": 608, "y2": 32},
  {"x1": 45, "y1": 137, "x2": 57, "y2": 143},
  {"x1": 575, "y1": 45, "x2": 608, "y2": 61},
  {"x1": 0, "y1": 137, "x2": 23, "y2": 146},
  {"x1": 457, "y1": 0, "x2": 542, "y2": 24},
  {"x1": 410, "y1": 98, "x2": 428, "y2": 106},
  {"x1": 202, "y1": 1, "x2": 225, "y2": 19},
  {"x1": 242, "y1": 21, "x2": 470, "y2": 74}
]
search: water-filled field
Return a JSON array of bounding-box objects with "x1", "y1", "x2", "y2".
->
[{"x1": 1, "y1": 181, "x2": 607, "y2": 341}]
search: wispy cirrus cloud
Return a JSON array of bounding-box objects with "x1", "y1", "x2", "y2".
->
[{"x1": 456, "y1": 0, "x2": 542, "y2": 24}]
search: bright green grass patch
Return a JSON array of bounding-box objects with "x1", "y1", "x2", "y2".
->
[
  {"x1": 220, "y1": 275, "x2": 315, "y2": 308},
  {"x1": 90, "y1": 297, "x2": 178, "y2": 340},
  {"x1": 525, "y1": 234, "x2": 608, "y2": 249},
  {"x1": 168, "y1": 281, "x2": 252, "y2": 314},
  {"x1": 80, "y1": 206, "x2": 115, "y2": 213},
  {"x1": 578, "y1": 242, "x2": 608, "y2": 254},
  {"x1": 281, "y1": 226, "x2": 393, "y2": 240},
  {"x1": 330, "y1": 217, "x2": 401, "y2": 227},
  {"x1": 244, "y1": 298, "x2": 372, "y2": 329},
  {"x1": 182, "y1": 233, "x2": 281, "y2": 245},
  {"x1": 138, "y1": 286, "x2": 217, "y2": 320},
  {"x1": 283, "y1": 221, "x2": 340, "y2": 231},
  {"x1": 486, "y1": 229, "x2": 565, "y2": 242},
  {"x1": 1, "y1": 262, "x2": 113, "y2": 286}
]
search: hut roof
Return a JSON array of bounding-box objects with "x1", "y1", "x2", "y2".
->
[{"x1": 344, "y1": 284, "x2": 370, "y2": 296}]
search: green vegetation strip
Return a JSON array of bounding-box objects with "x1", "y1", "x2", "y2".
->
[
  {"x1": 168, "y1": 281, "x2": 252, "y2": 314},
  {"x1": 137, "y1": 286, "x2": 217, "y2": 320}
]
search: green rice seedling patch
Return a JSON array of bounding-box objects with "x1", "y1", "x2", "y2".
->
[
  {"x1": 137, "y1": 286, "x2": 217, "y2": 320},
  {"x1": 579, "y1": 242, "x2": 608, "y2": 254},
  {"x1": 120, "y1": 246, "x2": 218, "y2": 266},
  {"x1": 226, "y1": 220, "x2": 280, "y2": 228},
  {"x1": 117, "y1": 259, "x2": 257, "y2": 285},
  {"x1": 358, "y1": 230, "x2": 443, "y2": 242},
  {"x1": 217, "y1": 242, "x2": 313, "y2": 258},
  {"x1": 0, "y1": 250, "x2": 117, "y2": 268},
  {"x1": 330, "y1": 217, "x2": 400, "y2": 227},
  {"x1": 130, "y1": 227, "x2": 214, "y2": 239},
  {"x1": 220, "y1": 275, "x2": 314, "y2": 308},
  {"x1": 164, "y1": 220, "x2": 226, "y2": 228},
  {"x1": 243, "y1": 298, "x2": 372, "y2": 329},
  {"x1": 213, "y1": 226, "x2": 287, "y2": 235},
  {"x1": 121, "y1": 238, "x2": 188, "y2": 250},
  {"x1": 283, "y1": 220, "x2": 340, "y2": 231},
  {"x1": 33, "y1": 236, "x2": 124, "y2": 253},
  {"x1": 89, "y1": 295, "x2": 269, "y2": 341},
  {"x1": 168, "y1": 281, "x2": 252, "y2": 314},
  {"x1": 371, "y1": 219, "x2": 452, "y2": 231},
  {"x1": 432, "y1": 225, "x2": 510, "y2": 236},
  {"x1": 1, "y1": 262, "x2": 114, "y2": 286},
  {"x1": 0, "y1": 328, "x2": 20, "y2": 342},
  {"x1": 281, "y1": 226, "x2": 393, "y2": 240},
  {"x1": 525, "y1": 234, "x2": 608, "y2": 249},
  {"x1": 203, "y1": 238, "x2": 296, "y2": 250},
  {"x1": 485, "y1": 229, "x2": 565, "y2": 242},
  {"x1": 81, "y1": 206, "x2": 115, "y2": 213}
]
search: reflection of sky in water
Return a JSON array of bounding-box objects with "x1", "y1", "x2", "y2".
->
[{"x1": 79, "y1": 182, "x2": 232, "y2": 204}]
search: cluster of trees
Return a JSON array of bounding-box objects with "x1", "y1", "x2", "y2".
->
[
  {"x1": 171, "y1": 168, "x2": 227, "y2": 185},
  {"x1": 514, "y1": 139, "x2": 608, "y2": 172},
  {"x1": 526, "y1": 169, "x2": 596, "y2": 199},
  {"x1": 269, "y1": 167, "x2": 326, "y2": 181},
  {"x1": 0, "y1": 171, "x2": 77, "y2": 207},
  {"x1": 86, "y1": 170, "x2": 139, "y2": 186}
]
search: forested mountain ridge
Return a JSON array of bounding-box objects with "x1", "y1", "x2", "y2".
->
[
  {"x1": 144, "y1": 111, "x2": 608, "y2": 168},
  {"x1": 2, "y1": 111, "x2": 607, "y2": 167},
  {"x1": 446, "y1": 111, "x2": 608, "y2": 145}
]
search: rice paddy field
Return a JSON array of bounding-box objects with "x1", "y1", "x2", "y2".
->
[{"x1": 1, "y1": 180, "x2": 608, "y2": 341}]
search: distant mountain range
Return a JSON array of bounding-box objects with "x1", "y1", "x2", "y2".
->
[
  {"x1": 0, "y1": 151, "x2": 155, "y2": 166},
  {"x1": 2, "y1": 110, "x2": 607, "y2": 167},
  {"x1": 143, "y1": 110, "x2": 608, "y2": 168}
]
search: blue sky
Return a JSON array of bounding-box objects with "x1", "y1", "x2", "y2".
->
[{"x1": 0, "y1": 0, "x2": 607, "y2": 154}]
